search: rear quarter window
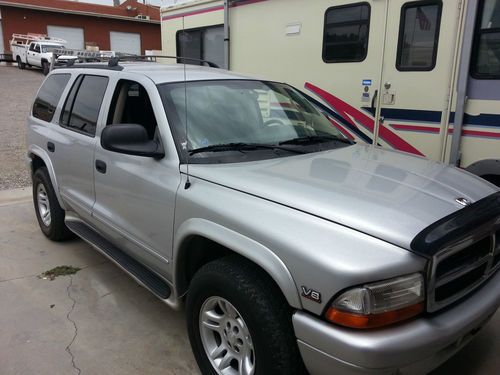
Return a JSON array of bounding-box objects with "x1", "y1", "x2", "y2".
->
[{"x1": 32, "y1": 74, "x2": 71, "y2": 122}]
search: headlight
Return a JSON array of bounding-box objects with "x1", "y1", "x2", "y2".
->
[{"x1": 325, "y1": 273, "x2": 425, "y2": 329}]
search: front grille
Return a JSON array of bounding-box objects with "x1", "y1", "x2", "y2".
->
[
  {"x1": 428, "y1": 231, "x2": 500, "y2": 312},
  {"x1": 435, "y1": 237, "x2": 491, "y2": 279},
  {"x1": 435, "y1": 264, "x2": 487, "y2": 302}
]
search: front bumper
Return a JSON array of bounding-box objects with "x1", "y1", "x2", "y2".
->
[{"x1": 293, "y1": 269, "x2": 500, "y2": 375}]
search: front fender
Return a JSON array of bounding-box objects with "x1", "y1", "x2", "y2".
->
[
  {"x1": 27, "y1": 144, "x2": 66, "y2": 210},
  {"x1": 174, "y1": 218, "x2": 302, "y2": 309}
]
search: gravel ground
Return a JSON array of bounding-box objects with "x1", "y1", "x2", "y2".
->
[{"x1": 0, "y1": 65, "x2": 44, "y2": 190}]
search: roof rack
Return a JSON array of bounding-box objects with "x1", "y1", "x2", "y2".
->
[
  {"x1": 107, "y1": 55, "x2": 220, "y2": 69},
  {"x1": 10, "y1": 33, "x2": 67, "y2": 45},
  {"x1": 50, "y1": 51, "x2": 220, "y2": 71}
]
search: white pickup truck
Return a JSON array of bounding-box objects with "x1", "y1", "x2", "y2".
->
[{"x1": 10, "y1": 34, "x2": 66, "y2": 75}]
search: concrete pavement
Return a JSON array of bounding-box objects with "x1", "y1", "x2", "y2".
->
[
  {"x1": 0, "y1": 189, "x2": 199, "y2": 375},
  {"x1": 0, "y1": 188, "x2": 498, "y2": 374}
]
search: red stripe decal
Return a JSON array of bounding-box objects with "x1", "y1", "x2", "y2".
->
[
  {"x1": 328, "y1": 118, "x2": 355, "y2": 140},
  {"x1": 462, "y1": 129, "x2": 500, "y2": 138},
  {"x1": 394, "y1": 124, "x2": 500, "y2": 139},
  {"x1": 305, "y1": 82, "x2": 424, "y2": 156},
  {"x1": 391, "y1": 124, "x2": 440, "y2": 133}
]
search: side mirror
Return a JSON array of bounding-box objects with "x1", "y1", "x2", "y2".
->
[{"x1": 101, "y1": 124, "x2": 165, "y2": 159}]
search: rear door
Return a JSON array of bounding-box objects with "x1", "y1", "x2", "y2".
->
[
  {"x1": 49, "y1": 73, "x2": 109, "y2": 221},
  {"x1": 375, "y1": 0, "x2": 461, "y2": 160}
]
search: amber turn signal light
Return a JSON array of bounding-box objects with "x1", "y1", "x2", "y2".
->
[{"x1": 325, "y1": 302, "x2": 424, "y2": 329}]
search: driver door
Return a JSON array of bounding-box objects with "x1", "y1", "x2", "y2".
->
[{"x1": 92, "y1": 75, "x2": 181, "y2": 276}]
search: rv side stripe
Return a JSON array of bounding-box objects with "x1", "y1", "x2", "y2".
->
[
  {"x1": 462, "y1": 129, "x2": 500, "y2": 138},
  {"x1": 298, "y1": 87, "x2": 373, "y2": 144},
  {"x1": 161, "y1": 0, "x2": 268, "y2": 21},
  {"x1": 364, "y1": 107, "x2": 500, "y2": 128},
  {"x1": 305, "y1": 82, "x2": 424, "y2": 156},
  {"x1": 391, "y1": 124, "x2": 440, "y2": 134},
  {"x1": 327, "y1": 117, "x2": 355, "y2": 140},
  {"x1": 391, "y1": 124, "x2": 500, "y2": 139},
  {"x1": 161, "y1": 5, "x2": 224, "y2": 21},
  {"x1": 231, "y1": 0, "x2": 268, "y2": 8}
]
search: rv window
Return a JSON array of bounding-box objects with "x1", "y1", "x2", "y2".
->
[
  {"x1": 396, "y1": 1, "x2": 442, "y2": 71},
  {"x1": 176, "y1": 25, "x2": 224, "y2": 68},
  {"x1": 322, "y1": 3, "x2": 370, "y2": 63},
  {"x1": 471, "y1": 0, "x2": 500, "y2": 79}
]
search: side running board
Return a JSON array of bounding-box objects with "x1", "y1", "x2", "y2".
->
[{"x1": 65, "y1": 220, "x2": 171, "y2": 299}]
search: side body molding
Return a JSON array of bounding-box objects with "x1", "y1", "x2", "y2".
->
[
  {"x1": 27, "y1": 144, "x2": 67, "y2": 210},
  {"x1": 174, "y1": 218, "x2": 302, "y2": 309}
]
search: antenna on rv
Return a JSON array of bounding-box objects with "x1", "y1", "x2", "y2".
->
[{"x1": 182, "y1": 15, "x2": 191, "y2": 190}]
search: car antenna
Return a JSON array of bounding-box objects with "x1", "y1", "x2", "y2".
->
[{"x1": 183, "y1": 15, "x2": 191, "y2": 190}]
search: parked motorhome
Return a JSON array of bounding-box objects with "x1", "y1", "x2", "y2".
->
[{"x1": 161, "y1": 0, "x2": 500, "y2": 184}]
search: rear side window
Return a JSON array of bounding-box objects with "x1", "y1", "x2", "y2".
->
[
  {"x1": 396, "y1": 1, "x2": 442, "y2": 71},
  {"x1": 471, "y1": 0, "x2": 500, "y2": 79},
  {"x1": 32, "y1": 74, "x2": 70, "y2": 122},
  {"x1": 60, "y1": 75, "x2": 109, "y2": 136},
  {"x1": 322, "y1": 3, "x2": 370, "y2": 63}
]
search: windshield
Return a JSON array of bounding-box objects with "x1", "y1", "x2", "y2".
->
[
  {"x1": 158, "y1": 80, "x2": 352, "y2": 163},
  {"x1": 42, "y1": 45, "x2": 63, "y2": 52}
]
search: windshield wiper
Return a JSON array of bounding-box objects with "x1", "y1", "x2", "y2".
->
[
  {"x1": 189, "y1": 142, "x2": 306, "y2": 156},
  {"x1": 279, "y1": 135, "x2": 354, "y2": 146}
]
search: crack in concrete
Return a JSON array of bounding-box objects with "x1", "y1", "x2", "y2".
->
[
  {"x1": 0, "y1": 273, "x2": 38, "y2": 283},
  {"x1": 65, "y1": 275, "x2": 82, "y2": 375}
]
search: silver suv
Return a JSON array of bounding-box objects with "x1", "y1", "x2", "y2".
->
[{"x1": 27, "y1": 61, "x2": 500, "y2": 375}]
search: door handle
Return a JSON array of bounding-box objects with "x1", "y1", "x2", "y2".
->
[
  {"x1": 95, "y1": 160, "x2": 107, "y2": 174},
  {"x1": 47, "y1": 142, "x2": 55, "y2": 152}
]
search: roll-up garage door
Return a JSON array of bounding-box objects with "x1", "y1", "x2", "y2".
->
[
  {"x1": 47, "y1": 26, "x2": 84, "y2": 49},
  {"x1": 110, "y1": 31, "x2": 141, "y2": 55},
  {"x1": 0, "y1": 20, "x2": 4, "y2": 53}
]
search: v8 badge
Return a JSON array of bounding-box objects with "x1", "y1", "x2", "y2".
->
[{"x1": 301, "y1": 286, "x2": 321, "y2": 303}]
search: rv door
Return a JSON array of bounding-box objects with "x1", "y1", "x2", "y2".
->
[{"x1": 374, "y1": 0, "x2": 462, "y2": 160}]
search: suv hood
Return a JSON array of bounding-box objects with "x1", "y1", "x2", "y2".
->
[{"x1": 187, "y1": 144, "x2": 498, "y2": 250}]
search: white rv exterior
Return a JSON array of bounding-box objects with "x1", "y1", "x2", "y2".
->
[{"x1": 161, "y1": 0, "x2": 500, "y2": 183}]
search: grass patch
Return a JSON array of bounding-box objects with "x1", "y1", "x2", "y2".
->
[{"x1": 40, "y1": 265, "x2": 81, "y2": 280}]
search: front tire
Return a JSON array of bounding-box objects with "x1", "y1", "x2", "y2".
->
[
  {"x1": 42, "y1": 61, "x2": 50, "y2": 75},
  {"x1": 32, "y1": 167, "x2": 73, "y2": 241},
  {"x1": 186, "y1": 256, "x2": 306, "y2": 375}
]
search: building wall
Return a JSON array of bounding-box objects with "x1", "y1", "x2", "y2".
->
[{"x1": 1, "y1": 6, "x2": 161, "y2": 53}]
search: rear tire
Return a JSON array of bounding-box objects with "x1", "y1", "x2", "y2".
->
[
  {"x1": 32, "y1": 167, "x2": 73, "y2": 241},
  {"x1": 17, "y1": 57, "x2": 26, "y2": 69},
  {"x1": 186, "y1": 256, "x2": 306, "y2": 375}
]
